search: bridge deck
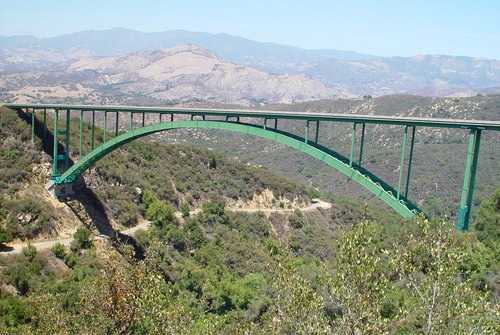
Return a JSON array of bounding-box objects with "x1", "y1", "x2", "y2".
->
[{"x1": 3, "y1": 103, "x2": 500, "y2": 131}]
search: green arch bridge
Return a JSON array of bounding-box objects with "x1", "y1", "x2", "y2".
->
[{"x1": 3, "y1": 103, "x2": 500, "y2": 231}]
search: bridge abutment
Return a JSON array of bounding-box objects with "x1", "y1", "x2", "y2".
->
[{"x1": 45, "y1": 180, "x2": 75, "y2": 197}]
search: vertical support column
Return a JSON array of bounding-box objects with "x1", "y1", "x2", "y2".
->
[
  {"x1": 171, "y1": 114, "x2": 174, "y2": 122},
  {"x1": 457, "y1": 128, "x2": 482, "y2": 231},
  {"x1": 115, "y1": 112, "x2": 119, "y2": 137},
  {"x1": 349, "y1": 123, "x2": 357, "y2": 167},
  {"x1": 263, "y1": 118, "x2": 267, "y2": 130},
  {"x1": 159, "y1": 113, "x2": 163, "y2": 123},
  {"x1": 103, "y1": 111, "x2": 107, "y2": 143},
  {"x1": 397, "y1": 126, "x2": 409, "y2": 200},
  {"x1": 43, "y1": 109, "x2": 47, "y2": 143},
  {"x1": 274, "y1": 119, "x2": 278, "y2": 130},
  {"x1": 64, "y1": 110, "x2": 70, "y2": 170},
  {"x1": 305, "y1": 120, "x2": 310, "y2": 144},
  {"x1": 31, "y1": 108, "x2": 35, "y2": 143},
  {"x1": 52, "y1": 109, "x2": 59, "y2": 178},
  {"x1": 358, "y1": 123, "x2": 366, "y2": 165},
  {"x1": 142, "y1": 113, "x2": 145, "y2": 127},
  {"x1": 130, "y1": 112, "x2": 133, "y2": 130},
  {"x1": 315, "y1": 121, "x2": 320, "y2": 144},
  {"x1": 79, "y1": 110, "x2": 83, "y2": 159},
  {"x1": 464, "y1": 129, "x2": 482, "y2": 229},
  {"x1": 404, "y1": 126, "x2": 416, "y2": 198},
  {"x1": 91, "y1": 110, "x2": 95, "y2": 150}
]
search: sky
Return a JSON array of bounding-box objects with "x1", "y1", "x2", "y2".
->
[{"x1": 1, "y1": 0, "x2": 499, "y2": 59}]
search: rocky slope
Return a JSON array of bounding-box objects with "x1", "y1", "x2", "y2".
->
[{"x1": 0, "y1": 107, "x2": 311, "y2": 243}]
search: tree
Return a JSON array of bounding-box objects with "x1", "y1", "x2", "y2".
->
[
  {"x1": 201, "y1": 197, "x2": 229, "y2": 226},
  {"x1": 146, "y1": 199, "x2": 178, "y2": 228},
  {"x1": 268, "y1": 252, "x2": 330, "y2": 335},
  {"x1": 21, "y1": 243, "x2": 37, "y2": 262},
  {"x1": 326, "y1": 220, "x2": 390, "y2": 334},
  {"x1": 289, "y1": 209, "x2": 304, "y2": 229},
  {"x1": 0, "y1": 227, "x2": 13, "y2": 246},
  {"x1": 474, "y1": 188, "x2": 499, "y2": 251},
  {"x1": 180, "y1": 203, "x2": 190, "y2": 218},
  {"x1": 141, "y1": 189, "x2": 157, "y2": 209},
  {"x1": 390, "y1": 215, "x2": 496, "y2": 334},
  {"x1": 70, "y1": 227, "x2": 93, "y2": 252},
  {"x1": 50, "y1": 243, "x2": 66, "y2": 259}
]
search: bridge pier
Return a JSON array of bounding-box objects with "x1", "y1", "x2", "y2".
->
[
  {"x1": 45, "y1": 180, "x2": 74, "y2": 197},
  {"x1": 457, "y1": 128, "x2": 482, "y2": 231}
]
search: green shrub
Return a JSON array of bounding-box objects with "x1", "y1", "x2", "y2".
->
[
  {"x1": 180, "y1": 203, "x2": 190, "y2": 218},
  {"x1": 64, "y1": 252, "x2": 77, "y2": 268},
  {"x1": 0, "y1": 227, "x2": 13, "y2": 245},
  {"x1": 134, "y1": 229, "x2": 150, "y2": 250},
  {"x1": 289, "y1": 209, "x2": 304, "y2": 229},
  {"x1": 474, "y1": 188, "x2": 499, "y2": 250},
  {"x1": 70, "y1": 228, "x2": 93, "y2": 252},
  {"x1": 201, "y1": 197, "x2": 229, "y2": 226},
  {"x1": 50, "y1": 243, "x2": 66, "y2": 259},
  {"x1": 306, "y1": 187, "x2": 321, "y2": 199},
  {"x1": 0, "y1": 291, "x2": 32, "y2": 327},
  {"x1": 146, "y1": 199, "x2": 177, "y2": 228},
  {"x1": 21, "y1": 243, "x2": 37, "y2": 262}
]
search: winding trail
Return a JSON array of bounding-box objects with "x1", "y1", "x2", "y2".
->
[{"x1": 0, "y1": 199, "x2": 331, "y2": 255}]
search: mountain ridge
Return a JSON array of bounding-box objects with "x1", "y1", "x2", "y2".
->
[
  {"x1": 1, "y1": 27, "x2": 499, "y2": 99},
  {"x1": 1, "y1": 44, "x2": 356, "y2": 105}
]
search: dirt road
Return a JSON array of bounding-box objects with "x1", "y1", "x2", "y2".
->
[{"x1": 1, "y1": 199, "x2": 331, "y2": 255}]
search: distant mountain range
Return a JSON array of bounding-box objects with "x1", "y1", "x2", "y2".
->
[
  {"x1": 0, "y1": 45, "x2": 355, "y2": 105},
  {"x1": 1, "y1": 27, "x2": 499, "y2": 103}
]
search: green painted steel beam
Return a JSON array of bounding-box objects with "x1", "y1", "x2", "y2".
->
[
  {"x1": 103, "y1": 111, "x2": 107, "y2": 143},
  {"x1": 463, "y1": 129, "x2": 482, "y2": 230},
  {"x1": 79, "y1": 110, "x2": 83, "y2": 158},
  {"x1": 405, "y1": 126, "x2": 416, "y2": 198},
  {"x1": 91, "y1": 110, "x2": 95, "y2": 150},
  {"x1": 115, "y1": 112, "x2": 119, "y2": 137},
  {"x1": 43, "y1": 109, "x2": 47, "y2": 143},
  {"x1": 56, "y1": 120, "x2": 419, "y2": 219},
  {"x1": 52, "y1": 109, "x2": 59, "y2": 178},
  {"x1": 349, "y1": 123, "x2": 357, "y2": 167},
  {"x1": 358, "y1": 123, "x2": 366, "y2": 165},
  {"x1": 64, "y1": 110, "x2": 70, "y2": 170},
  {"x1": 130, "y1": 112, "x2": 133, "y2": 130},
  {"x1": 397, "y1": 126, "x2": 409, "y2": 200},
  {"x1": 31, "y1": 108, "x2": 35, "y2": 143},
  {"x1": 457, "y1": 129, "x2": 477, "y2": 231},
  {"x1": 305, "y1": 120, "x2": 310, "y2": 144},
  {"x1": 5, "y1": 103, "x2": 500, "y2": 131},
  {"x1": 315, "y1": 121, "x2": 319, "y2": 144}
]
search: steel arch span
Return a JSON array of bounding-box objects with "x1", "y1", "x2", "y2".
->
[{"x1": 50, "y1": 120, "x2": 421, "y2": 218}]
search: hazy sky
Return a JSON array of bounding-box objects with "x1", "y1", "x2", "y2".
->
[{"x1": 1, "y1": 0, "x2": 499, "y2": 58}]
